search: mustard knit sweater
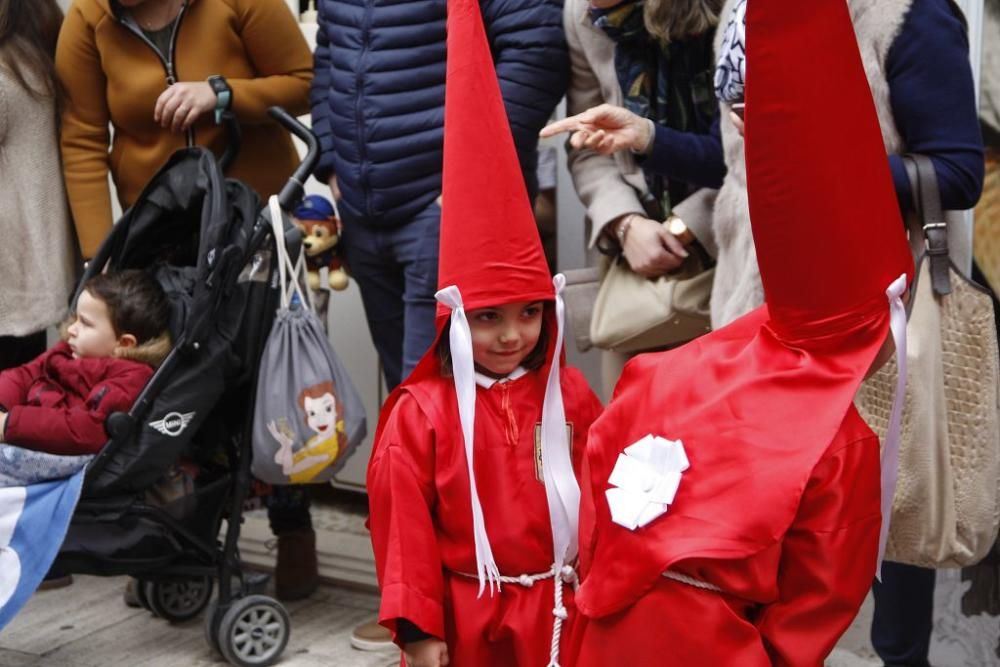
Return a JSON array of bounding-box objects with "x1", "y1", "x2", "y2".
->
[{"x1": 56, "y1": 0, "x2": 313, "y2": 258}]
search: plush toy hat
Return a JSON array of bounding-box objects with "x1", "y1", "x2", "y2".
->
[
  {"x1": 293, "y1": 194, "x2": 337, "y2": 221},
  {"x1": 575, "y1": 0, "x2": 913, "y2": 619},
  {"x1": 374, "y1": 0, "x2": 578, "y2": 598}
]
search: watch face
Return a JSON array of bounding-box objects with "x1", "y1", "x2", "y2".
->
[{"x1": 208, "y1": 76, "x2": 228, "y2": 94}]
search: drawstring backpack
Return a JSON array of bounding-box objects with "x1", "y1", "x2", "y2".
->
[{"x1": 251, "y1": 196, "x2": 366, "y2": 484}]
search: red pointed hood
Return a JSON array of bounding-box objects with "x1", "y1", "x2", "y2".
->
[
  {"x1": 744, "y1": 0, "x2": 913, "y2": 331},
  {"x1": 576, "y1": 0, "x2": 912, "y2": 619},
  {"x1": 436, "y1": 0, "x2": 553, "y2": 316}
]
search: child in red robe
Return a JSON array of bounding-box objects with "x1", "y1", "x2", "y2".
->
[
  {"x1": 365, "y1": 0, "x2": 603, "y2": 665},
  {"x1": 568, "y1": 1, "x2": 915, "y2": 665}
]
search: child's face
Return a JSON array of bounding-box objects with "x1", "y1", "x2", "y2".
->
[
  {"x1": 468, "y1": 301, "x2": 544, "y2": 377},
  {"x1": 67, "y1": 290, "x2": 124, "y2": 359}
]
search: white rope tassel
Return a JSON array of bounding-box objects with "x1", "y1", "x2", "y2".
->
[
  {"x1": 436, "y1": 285, "x2": 502, "y2": 597},
  {"x1": 454, "y1": 562, "x2": 576, "y2": 667},
  {"x1": 877, "y1": 273, "x2": 909, "y2": 580},
  {"x1": 546, "y1": 565, "x2": 578, "y2": 667},
  {"x1": 541, "y1": 274, "x2": 581, "y2": 571}
]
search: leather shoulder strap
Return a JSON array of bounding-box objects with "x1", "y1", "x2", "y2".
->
[
  {"x1": 911, "y1": 154, "x2": 952, "y2": 295},
  {"x1": 902, "y1": 153, "x2": 952, "y2": 296}
]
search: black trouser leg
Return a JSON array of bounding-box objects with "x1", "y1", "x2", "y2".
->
[
  {"x1": 266, "y1": 485, "x2": 312, "y2": 535},
  {"x1": 872, "y1": 561, "x2": 936, "y2": 667}
]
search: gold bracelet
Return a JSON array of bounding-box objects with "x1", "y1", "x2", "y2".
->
[{"x1": 615, "y1": 214, "x2": 636, "y2": 246}]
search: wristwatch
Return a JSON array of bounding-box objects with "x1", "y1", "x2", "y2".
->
[
  {"x1": 666, "y1": 215, "x2": 695, "y2": 246},
  {"x1": 207, "y1": 75, "x2": 232, "y2": 124}
]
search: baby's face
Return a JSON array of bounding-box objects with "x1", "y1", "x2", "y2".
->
[{"x1": 67, "y1": 290, "x2": 120, "y2": 359}]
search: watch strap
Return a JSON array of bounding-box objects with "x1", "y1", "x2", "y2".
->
[{"x1": 208, "y1": 75, "x2": 232, "y2": 124}]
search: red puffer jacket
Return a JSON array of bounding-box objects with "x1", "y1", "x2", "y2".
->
[{"x1": 0, "y1": 341, "x2": 157, "y2": 455}]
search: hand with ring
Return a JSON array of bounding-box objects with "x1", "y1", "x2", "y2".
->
[{"x1": 154, "y1": 81, "x2": 217, "y2": 132}]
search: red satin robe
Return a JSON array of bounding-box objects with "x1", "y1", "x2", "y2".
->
[
  {"x1": 570, "y1": 404, "x2": 881, "y2": 666},
  {"x1": 368, "y1": 366, "x2": 603, "y2": 666}
]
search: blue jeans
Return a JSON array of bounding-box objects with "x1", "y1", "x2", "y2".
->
[
  {"x1": 339, "y1": 201, "x2": 440, "y2": 391},
  {"x1": 871, "y1": 561, "x2": 935, "y2": 667}
]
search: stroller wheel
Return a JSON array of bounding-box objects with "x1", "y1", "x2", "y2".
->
[
  {"x1": 146, "y1": 576, "x2": 214, "y2": 623},
  {"x1": 217, "y1": 594, "x2": 290, "y2": 667},
  {"x1": 204, "y1": 601, "x2": 224, "y2": 656},
  {"x1": 134, "y1": 577, "x2": 153, "y2": 612}
]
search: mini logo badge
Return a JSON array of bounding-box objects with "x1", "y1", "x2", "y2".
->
[{"x1": 149, "y1": 411, "x2": 196, "y2": 437}]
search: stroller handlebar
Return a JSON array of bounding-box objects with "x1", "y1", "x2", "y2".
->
[{"x1": 268, "y1": 107, "x2": 320, "y2": 212}]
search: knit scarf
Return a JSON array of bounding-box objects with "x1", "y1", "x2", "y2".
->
[{"x1": 590, "y1": 0, "x2": 717, "y2": 214}]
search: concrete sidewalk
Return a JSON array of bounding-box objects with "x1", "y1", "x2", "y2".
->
[
  {"x1": 0, "y1": 573, "x2": 875, "y2": 667},
  {"x1": 0, "y1": 575, "x2": 397, "y2": 667},
  {"x1": 1, "y1": 569, "x2": 992, "y2": 666}
]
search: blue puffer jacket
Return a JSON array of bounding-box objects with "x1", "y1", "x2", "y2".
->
[{"x1": 310, "y1": 0, "x2": 568, "y2": 227}]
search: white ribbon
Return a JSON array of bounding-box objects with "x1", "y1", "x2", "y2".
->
[
  {"x1": 606, "y1": 435, "x2": 689, "y2": 530},
  {"x1": 541, "y1": 275, "x2": 581, "y2": 577},
  {"x1": 877, "y1": 273, "x2": 909, "y2": 579},
  {"x1": 435, "y1": 285, "x2": 501, "y2": 596}
]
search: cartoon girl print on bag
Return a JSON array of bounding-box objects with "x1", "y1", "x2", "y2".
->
[{"x1": 266, "y1": 380, "x2": 347, "y2": 484}]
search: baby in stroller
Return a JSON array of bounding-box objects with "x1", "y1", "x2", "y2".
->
[
  {"x1": 6, "y1": 108, "x2": 323, "y2": 666},
  {"x1": 0, "y1": 270, "x2": 170, "y2": 471}
]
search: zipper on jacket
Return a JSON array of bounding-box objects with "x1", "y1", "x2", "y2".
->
[
  {"x1": 118, "y1": 3, "x2": 194, "y2": 148},
  {"x1": 355, "y1": 2, "x2": 374, "y2": 219}
]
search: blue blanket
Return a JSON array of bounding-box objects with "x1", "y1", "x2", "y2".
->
[{"x1": 0, "y1": 445, "x2": 91, "y2": 630}]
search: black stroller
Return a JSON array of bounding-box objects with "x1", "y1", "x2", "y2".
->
[{"x1": 49, "y1": 108, "x2": 317, "y2": 667}]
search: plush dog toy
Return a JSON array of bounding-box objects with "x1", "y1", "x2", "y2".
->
[{"x1": 293, "y1": 195, "x2": 349, "y2": 291}]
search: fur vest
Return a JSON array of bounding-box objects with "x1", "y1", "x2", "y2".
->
[{"x1": 709, "y1": 0, "x2": 910, "y2": 327}]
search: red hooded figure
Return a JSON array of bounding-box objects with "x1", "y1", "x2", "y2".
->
[
  {"x1": 567, "y1": 0, "x2": 914, "y2": 665},
  {"x1": 364, "y1": 0, "x2": 603, "y2": 663}
]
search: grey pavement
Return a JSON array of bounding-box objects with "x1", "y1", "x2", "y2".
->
[
  {"x1": 0, "y1": 575, "x2": 397, "y2": 667},
  {"x1": 2, "y1": 569, "x2": 994, "y2": 666}
]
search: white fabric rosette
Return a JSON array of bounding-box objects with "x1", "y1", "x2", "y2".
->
[{"x1": 606, "y1": 435, "x2": 689, "y2": 530}]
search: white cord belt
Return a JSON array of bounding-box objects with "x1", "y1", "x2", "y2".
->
[
  {"x1": 662, "y1": 569, "x2": 724, "y2": 593},
  {"x1": 453, "y1": 563, "x2": 579, "y2": 667}
]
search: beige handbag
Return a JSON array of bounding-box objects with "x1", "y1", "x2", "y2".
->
[
  {"x1": 589, "y1": 257, "x2": 713, "y2": 353},
  {"x1": 587, "y1": 189, "x2": 716, "y2": 354},
  {"x1": 855, "y1": 155, "x2": 1000, "y2": 568},
  {"x1": 562, "y1": 266, "x2": 602, "y2": 353}
]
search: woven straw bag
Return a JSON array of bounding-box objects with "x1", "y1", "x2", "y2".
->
[{"x1": 855, "y1": 155, "x2": 1000, "y2": 568}]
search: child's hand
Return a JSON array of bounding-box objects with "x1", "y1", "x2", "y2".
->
[
  {"x1": 0, "y1": 411, "x2": 6, "y2": 441},
  {"x1": 403, "y1": 638, "x2": 449, "y2": 667}
]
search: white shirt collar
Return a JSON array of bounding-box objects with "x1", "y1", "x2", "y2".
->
[{"x1": 474, "y1": 366, "x2": 528, "y2": 389}]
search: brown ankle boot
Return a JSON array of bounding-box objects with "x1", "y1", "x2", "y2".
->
[{"x1": 274, "y1": 527, "x2": 320, "y2": 601}]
